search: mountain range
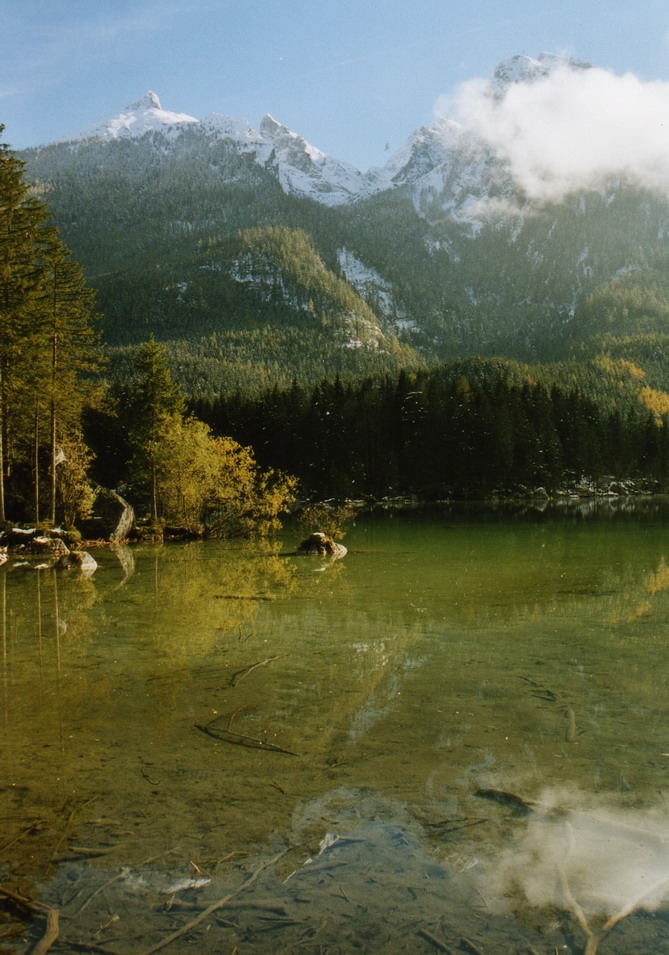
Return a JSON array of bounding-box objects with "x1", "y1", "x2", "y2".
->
[{"x1": 19, "y1": 53, "x2": 669, "y2": 396}]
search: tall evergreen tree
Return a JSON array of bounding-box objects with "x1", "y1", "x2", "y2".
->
[
  {"x1": 125, "y1": 336, "x2": 186, "y2": 524},
  {"x1": 0, "y1": 130, "x2": 102, "y2": 524},
  {"x1": 0, "y1": 129, "x2": 48, "y2": 521},
  {"x1": 38, "y1": 228, "x2": 102, "y2": 523}
]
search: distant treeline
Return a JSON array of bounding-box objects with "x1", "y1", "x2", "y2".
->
[{"x1": 191, "y1": 367, "x2": 669, "y2": 500}]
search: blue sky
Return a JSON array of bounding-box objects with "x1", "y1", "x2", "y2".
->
[{"x1": 2, "y1": 0, "x2": 669, "y2": 170}]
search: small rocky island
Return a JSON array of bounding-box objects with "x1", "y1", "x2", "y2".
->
[{"x1": 296, "y1": 532, "x2": 347, "y2": 559}]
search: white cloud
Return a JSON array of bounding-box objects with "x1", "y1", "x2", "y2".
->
[{"x1": 436, "y1": 63, "x2": 669, "y2": 202}]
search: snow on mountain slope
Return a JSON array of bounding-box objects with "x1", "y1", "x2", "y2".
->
[
  {"x1": 337, "y1": 248, "x2": 414, "y2": 331},
  {"x1": 199, "y1": 113, "x2": 265, "y2": 151},
  {"x1": 257, "y1": 115, "x2": 374, "y2": 206},
  {"x1": 59, "y1": 92, "x2": 376, "y2": 206},
  {"x1": 63, "y1": 91, "x2": 199, "y2": 142},
  {"x1": 50, "y1": 53, "x2": 600, "y2": 213},
  {"x1": 487, "y1": 52, "x2": 591, "y2": 100},
  {"x1": 372, "y1": 117, "x2": 461, "y2": 189}
]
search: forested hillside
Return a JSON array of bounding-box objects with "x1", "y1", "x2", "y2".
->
[{"x1": 21, "y1": 92, "x2": 669, "y2": 397}]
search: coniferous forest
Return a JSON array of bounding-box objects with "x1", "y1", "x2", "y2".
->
[{"x1": 190, "y1": 367, "x2": 668, "y2": 502}]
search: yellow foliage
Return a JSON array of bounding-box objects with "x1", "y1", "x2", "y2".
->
[
  {"x1": 616, "y1": 359, "x2": 646, "y2": 379},
  {"x1": 57, "y1": 431, "x2": 97, "y2": 527},
  {"x1": 594, "y1": 355, "x2": 646, "y2": 380},
  {"x1": 154, "y1": 414, "x2": 298, "y2": 535},
  {"x1": 639, "y1": 385, "x2": 669, "y2": 418},
  {"x1": 645, "y1": 563, "x2": 669, "y2": 595},
  {"x1": 621, "y1": 601, "x2": 652, "y2": 623}
]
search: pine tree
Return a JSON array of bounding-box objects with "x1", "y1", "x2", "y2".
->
[
  {"x1": 37, "y1": 228, "x2": 102, "y2": 524},
  {"x1": 0, "y1": 131, "x2": 101, "y2": 525},
  {"x1": 0, "y1": 128, "x2": 48, "y2": 521},
  {"x1": 125, "y1": 336, "x2": 186, "y2": 524}
]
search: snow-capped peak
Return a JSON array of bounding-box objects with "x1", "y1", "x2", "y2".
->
[
  {"x1": 49, "y1": 53, "x2": 600, "y2": 210},
  {"x1": 488, "y1": 52, "x2": 592, "y2": 99},
  {"x1": 127, "y1": 91, "x2": 163, "y2": 111},
  {"x1": 375, "y1": 116, "x2": 462, "y2": 188},
  {"x1": 257, "y1": 114, "x2": 373, "y2": 206},
  {"x1": 62, "y1": 90, "x2": 198, "y2": 143},
  {"x1": 260, "y1": 114, "x2": 326, "y2": 164}
]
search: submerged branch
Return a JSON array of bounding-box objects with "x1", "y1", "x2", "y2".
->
[
  {"x1": 602, "y1": 869, "x2": 669, "y2": 932},
  {"x1": 0, "y1": 885, "x2": 59, "y2": 954},
  {"x1": 229, "y1": 656, "x2": 278, "y2": 688},
  {"x1": 74, "y1": 848, "x2": 181, "y2": 915},
  {"x1": 141, "y1": 846, "x2": 292, "y2": 954},
  {"x1": 195, "y1": 722, "x2": 298, "y2": 756}
]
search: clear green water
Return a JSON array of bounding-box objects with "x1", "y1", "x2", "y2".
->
[{"x1": 2, "y1": 502, "x2": 669, "y2": 952}]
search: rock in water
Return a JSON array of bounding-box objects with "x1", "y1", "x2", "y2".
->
[
  {"x1": 297, "y1": 532, "x2": 347, "y2": 559},
  {"x1": 57, "y1": 551, "x2": 98, "y2": 574}
]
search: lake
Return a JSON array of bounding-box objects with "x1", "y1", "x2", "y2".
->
[{"x1": 2, "y1": 501, "x2": 669, "y2": 953}]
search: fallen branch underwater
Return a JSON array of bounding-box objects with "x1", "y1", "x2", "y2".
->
[
  {"x1": 141, "y1": 846, "x2": 292, "y2": 954},
  {"x1": 229, "y1": 656, "x2": 278, "y2": 688},
  {"x1": 196, "y1": 703, "x2": 298, "y2": 755},
  {"x1": 195, "y1": 722, "x2": 298, "y2": 756},
  {"x1": 474, "y1": 789, "x2": 669, "y2": 953},
  {"x1": 568, "y1": 865, "x2": 669, "y2": 955},
  {"x1": 0, "y1": 885, "x2": 59, "y2": 954}
]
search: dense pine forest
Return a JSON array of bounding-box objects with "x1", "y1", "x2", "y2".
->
[{"x1": 189, "y1": 363, "x2": 669, "y2": 501}]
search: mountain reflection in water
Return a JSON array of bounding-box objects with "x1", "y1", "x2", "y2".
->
[{"x1": 1, "y1": 504, "x2": 669, "y2": 952}]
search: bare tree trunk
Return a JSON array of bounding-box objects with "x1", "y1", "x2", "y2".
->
[
  {"x1": 49, "y1": 396, "x2": 56, "y2": 525},
  {"x1": 150, "y1": 459, "x2": 159, "y2": 524},
  {"x1": 49, "y1": 327, "x2": 57, "y2": 526},
  {"x1": 33, "y1": 398, "x2": 40, "y2": 524}
]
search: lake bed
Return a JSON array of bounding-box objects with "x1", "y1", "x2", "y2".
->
[{"x1": 2, "y1": 502, "x2": 669, "y2": 952}]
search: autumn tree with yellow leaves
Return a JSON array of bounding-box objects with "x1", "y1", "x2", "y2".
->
[{"x1": 123, "y1": 338, "x2": 297, "y2": 535}]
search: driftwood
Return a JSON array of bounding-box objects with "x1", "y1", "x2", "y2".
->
[
  {"x1": 473, "y1": 789, "x2": 535, "y2": 816},
  {"x1": 74, "y1": 848, "x2": 181, "y2": 915},
  {"x1": 195, "y1": 705, "x2": 298, "y2": 756},
  {"x1": 559, "y1": 818, "x2": 669, "y2": 955},
  {"x1": 0, "y1": 819, "x2": 45, "y2": 853},
  {"x1": 417, "y1": 927, "x2": 452, "y2": 951},
  {"x1": 478, "y1": 789, "x2": 669, "y2": 954},
  {"x1": 475, "y1": 788, "x2": 669, "y2": 842}
]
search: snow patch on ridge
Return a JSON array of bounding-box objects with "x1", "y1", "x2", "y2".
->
[
  {"x1": 372, "y1": 117, "x2": 461, "y2": 190},
  {"x1": 200, "y1": 113, "x2": 264, "y2": 151},
  {"x1": 337, "y1": 248, "x2": 414, "y2": 331},
  {"x1": 53, "y1": 51, "x2": 637, "y2": 218}
]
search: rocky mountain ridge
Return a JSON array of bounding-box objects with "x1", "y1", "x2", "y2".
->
[{"x1": 53, "y1": 53, "x2": 586, "y2": 210}]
